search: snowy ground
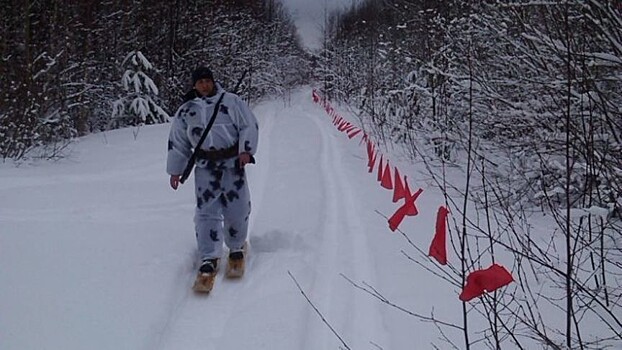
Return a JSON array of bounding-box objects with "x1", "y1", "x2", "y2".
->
[{"x1": 1, "y1": 88, "x2": 465, "y2": 349}]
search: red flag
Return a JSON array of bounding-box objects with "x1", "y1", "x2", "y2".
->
[
  {"x1": 381, "y1": 162, "x2": 393, "y2": 189},
  {"x1": 388, "y1": 187, "x2": 423, "y2": 231},
  {"x1": 392, "y1": 167, "x2": 406, "y2": 202},
  {"x1": 388, "y1": 204, "x2": 409, "y2": 231},
  {"x1": 344, "y1": 125, "x2": 357, "y2": 134},
  {"x1": 459, "y1": 264, "x2": 514, "y2": 301},
  {"x1": 368, "y1": 152, "x2": 376, "y2": 173},
  {"x1": 366, "y1": 140, "x2": 375, "y2": 160},
  {"x1": 403, "y1": 178, "x2": 420, "y2": 216},
  {"x1": 348, "y1": 128, "x2": 362, "y2": 139},
  {"x1": 377, "y1": 155, "x2": 384, "y2": 182},
  {"x1": 429, "y1": 206, "x2": 449, "y2": 265},
  {"x1": 312, "y1": 89, "x2": 320, "y2": 103},
  {"x1": 404, "y1": 176, "x2": 411, "y2": 194},
  {"x1": 366, "y1": 141, "x2": 376, "y2": 170},
  {"x1": 405, "y1": 187, "x2": 423, "y2": 217}
]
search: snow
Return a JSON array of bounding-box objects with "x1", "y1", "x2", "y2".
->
[
  {"x1": 568, "y1": 206, "x2": 611, "y2": 220},
  {"x1": 1, "y1": 88, "x2": 481, "y2": 349}
]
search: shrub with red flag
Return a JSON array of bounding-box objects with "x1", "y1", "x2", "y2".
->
[
  {"x1": 428, "y1": 206, "x2": 449, "y2": 265},
  {"x1": 377, "y1": 155, "x2": 384, "y2": 182},
  {"x1": 459, "y1": 264, "x2": 514, "y2": 301}
]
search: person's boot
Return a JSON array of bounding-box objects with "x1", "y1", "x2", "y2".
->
[
  {"x1": 193, "y1": 258, "x2": 218, "y2": 293},
  {"x1": 226, "y1": 243, "x2": 247, "y2": 278}
]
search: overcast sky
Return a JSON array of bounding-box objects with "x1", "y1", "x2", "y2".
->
[{"x1": 280, "y1": 0, "x2": 360, "y2": 50}]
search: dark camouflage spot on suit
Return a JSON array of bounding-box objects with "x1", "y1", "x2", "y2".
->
[
  {"x1": 205, "y1": 160, "x2": 217, "y2": 171},
  {"x1": 226, "y1": 190, "x2": 239, "y2": 202},
  {"x1": 228, "y1": 227, "x2": 238, "y2": 238},
  {"x1": 202, "y1": 189, "x2": 215, "y2": 203},
  {"x1": 219, "y1": 194, "x2": 228, "y2": 208},
  {"x1": 209, "y1": 180, "x2": 221, "y2": 191},
  {"x1": 192, "y1": 127, "x2": 203, "y2": 139},
  {"x1": 210, "y1": 230, "x2": 219, "y2": 242},
  {"x1": 234, "y1": 167, "x2": 245, "y2": 177},
  {"x1": 234, "y1": 178, "x2": 245, "y2": 190}
]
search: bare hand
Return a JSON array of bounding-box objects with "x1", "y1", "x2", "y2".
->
[
  {"x1": 170, "y1": 175, "x2": 181, "y2": 190},
  {"x1": 238, "y1": 153, "x2": 252, "y2": 168}
]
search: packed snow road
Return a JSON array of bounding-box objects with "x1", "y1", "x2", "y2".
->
[
  {"x1": 5, "y1": 88, "x2": 440, "y2": 350},
  {"x1": 153, "y1": 91, "x2": 386, "y2": 350}
]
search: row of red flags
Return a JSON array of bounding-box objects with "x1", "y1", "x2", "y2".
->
[{"x1": 312, "y1": 90, "x2": 513, "y2": 301}]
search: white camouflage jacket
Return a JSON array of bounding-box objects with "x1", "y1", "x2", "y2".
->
[{"x1": 166, "y1": 83, "x2": 259, "y2": 175}]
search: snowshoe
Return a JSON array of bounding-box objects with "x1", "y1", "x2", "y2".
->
[{"x1": 193, "y1": 258, "x2": 219, "y2": 293}]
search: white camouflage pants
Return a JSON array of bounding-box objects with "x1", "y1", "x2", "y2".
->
[{"x1": 193, "y1": 161, "x2": 251, "y2": 261}]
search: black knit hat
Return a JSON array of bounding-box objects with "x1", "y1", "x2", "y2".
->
[{"x1": 192, "y1": 66, "x2": 214, "y2": 85}]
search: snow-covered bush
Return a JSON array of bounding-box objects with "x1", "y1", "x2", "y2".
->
[{"x1": 111, "y1": 50, "x2": 169, "y2": 131}]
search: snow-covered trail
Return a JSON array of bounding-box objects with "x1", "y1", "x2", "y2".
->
[
  {"x1": 1, "y1": 88, "x2": 447, "y2": 350},
  {"x1": 153, "y1": 90, "x2": 387, "y2": 350}
]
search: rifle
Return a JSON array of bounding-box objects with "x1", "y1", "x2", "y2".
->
[{"x1": 179, "y1": 70, "x2": 249, "y2": 184}]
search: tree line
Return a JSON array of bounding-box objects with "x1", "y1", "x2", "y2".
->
[
  {"x1": 0, "y1": 0, "x2": 310, "y2": 159},
  {"x1": 318, "y1": 0, "x2": 621, "y2": 349}
]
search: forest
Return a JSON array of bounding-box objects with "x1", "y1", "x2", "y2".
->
[
  {"x1": 0, "y1": 0, "x2": 309, "y2": 159},
  {"x1": 1, "y1": 0, "x2": 621, "y2": 349},
  {"x1": 318, "y1": 1, "x2": 621, "y2": 349}
]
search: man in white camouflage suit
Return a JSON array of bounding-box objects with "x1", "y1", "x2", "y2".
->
[{"x1": 167, "y1": 67, "x2": 258, "y2": 279}]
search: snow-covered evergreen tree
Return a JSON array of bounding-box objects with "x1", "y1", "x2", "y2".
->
[{"x1": 111, "y1": 50, "x2": 169, "y2": 130}]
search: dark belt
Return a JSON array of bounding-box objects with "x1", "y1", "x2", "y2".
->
[{"x1": 195, "y1": 143, "x2": 238, "y2": 161}]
